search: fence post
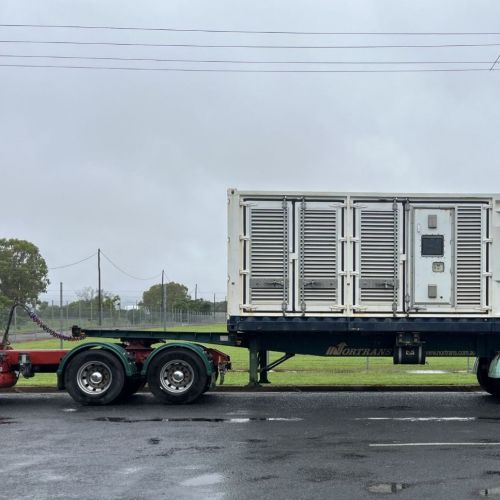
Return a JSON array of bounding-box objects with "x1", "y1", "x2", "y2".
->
[{"x1": 59, "y1": 282, "x2": 63, "y2": 349}]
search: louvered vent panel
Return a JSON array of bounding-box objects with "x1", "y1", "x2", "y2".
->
[
  {"x1": 249, "y1": 208, "x2": 287, "y2": 303},
  {"x1": 359, "y1": 209, "x2": 397, "y2": 303},
  {"x1": 300, "y1": 209, "x2": 337, "y2": 304},
  {"x1": 456, "y1": 205, "x2": 483, "y2": 307}
]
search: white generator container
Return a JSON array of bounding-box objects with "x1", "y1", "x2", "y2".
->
[{"x1": 227, "y1": 189, "x2": 500, "y2": 318}]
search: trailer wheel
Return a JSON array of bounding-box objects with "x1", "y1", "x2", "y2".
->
[
  {"x1": 147, "y1": 349, "x2": 208, "y2": 404},
  {"x1": 64, "y1": 350, "x2": 125, "y2": 405},
  {"x1": 476, "y1": 357, "x2": 500, "y2": 397}
]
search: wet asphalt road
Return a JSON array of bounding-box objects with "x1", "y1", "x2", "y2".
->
[{"x1": 2, "y1": 392, "x2": 500, "y2": 499}]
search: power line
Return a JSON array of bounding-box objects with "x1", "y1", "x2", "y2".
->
[
  {"x1": 0, "y1": 54, "x2": 494, "y2": 65},
  {"x1": 99, "y1": 251, "x2": 161, "y2": 281},
  {"x1": 490, "y1": 53, "x2": 500, "y2": 70},
  {"x1": 49, "y1": 252, "x2": 97, "y2": 270},
  {"x1": 0, "y1": 63, "x2": 497, "y2": 73},
  {"x1": 2, "y1": 39, "x2": 500, "y2": 49},
  {"x1": 2, "y1": 24, "x2": 500, "y2": 36}
]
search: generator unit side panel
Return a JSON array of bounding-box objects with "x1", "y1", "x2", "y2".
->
[{"x1": 227, "y1": 190, "x2": 496, "y2": 318}]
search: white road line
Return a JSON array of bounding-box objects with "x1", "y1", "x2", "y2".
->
[
  {"x1": 358, "y1": 417, "x2": 475, "y2": 422},
  {"x1": 370, "y1": 442, "x2": 500, "y2": 447}
]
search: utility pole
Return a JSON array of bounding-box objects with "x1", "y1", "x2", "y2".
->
[
  {"x1": 195, "y1": 284, "x2": 198, "y2": 301},
  {"x1": 213, "y1": 293, "x2": 216, "y2": 318},
  {"x1": 59, "y1": 282, "x2": 63, "y2": 349},
  {"x1": 98, "y1": 248, "x2": 102, "y2": 326}
]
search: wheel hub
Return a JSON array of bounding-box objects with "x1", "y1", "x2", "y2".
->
[
  {"x1": 172, "y1": 370, "x2": 185, "y2": 383},
  {"x1": 76, "y1": 361, "x2": 113, "y2": 395},
  {"x1": 90, "y1": 371, "x2": 103, "y2": 384},
  {"x1": 159, "y1": 360, "x2": 195, "y2": 394}
]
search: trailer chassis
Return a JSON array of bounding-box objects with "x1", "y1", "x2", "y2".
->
[{"x1": 3, "y1": 313, "x2": 500, "y2": 403}]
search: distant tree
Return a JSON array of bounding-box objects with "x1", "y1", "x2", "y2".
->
[
  {"x1": 0, "y1": 239, "x2": 49, "y2": 308},
  {"x1": 76, "y1": 286, "x2": 96, "y2": 302},
  {"x1": 214, "y1": 300, "x2": 227, "y2": 313},
  {"x1": 189, "y1": 298, "x2": 212, "y2": 313},
  {"x1": 74, "y1": 287, "x2": 120, "y2": 309},
  {"x1": 141, "y1": 282, "x2": 190, "y2": 311}
]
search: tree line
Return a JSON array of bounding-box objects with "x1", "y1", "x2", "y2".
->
[{"x1": 0, "y1": 238, "x2": 226, "y2": 314}]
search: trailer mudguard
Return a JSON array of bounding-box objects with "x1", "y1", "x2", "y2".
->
[
  {"x1": 57, "y1": 342, "x2": 138, "y2": 389},
  {"x1": 141, "y1": 343, "x2": 214, "y2": 377}
]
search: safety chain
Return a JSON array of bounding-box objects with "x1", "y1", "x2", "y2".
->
[{"x1": 6, "y1": 303, "x2": 86, "y2": 343}]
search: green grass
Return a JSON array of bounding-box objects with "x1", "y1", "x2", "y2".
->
[{"x1": 8, "y1": 323, "x2": 478, "y2": 387}]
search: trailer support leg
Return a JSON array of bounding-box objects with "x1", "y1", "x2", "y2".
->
[
  {"x1": 258, "y1": 350, "x2": 270, "y2": 384},
  {"x1": 248, "y1": 338, "x2": 260, "y2": 387}
]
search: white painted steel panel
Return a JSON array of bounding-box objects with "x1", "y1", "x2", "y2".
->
[
  {"x1": 412, "y1": 207, "x2": 454, "y2": 307},
  {"x1": 355, "y1": 202, "x2": 402, "y2": 313},
  {"x1": 245, "y1": 200, "x2": 292, "y2": 312},
  {"x1": 227, "y1": 189, "x2": 496, "y2": 317},
  {"x1": 456, "y1": 205, "x2": 484, "y2": 308},
  {"x1": 295, "y1": 201, "x2": 342, "y2": 313}
]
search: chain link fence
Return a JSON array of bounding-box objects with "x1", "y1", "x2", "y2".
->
[{"x1": 1, "y1": 305, "x2": 227, "y2": 343}]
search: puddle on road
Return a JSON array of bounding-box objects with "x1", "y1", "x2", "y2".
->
[
  {"x1": 358, "y1": 416, "x2": 500, "y2": 423},
  {"x1": 377, "y1": 406, "x2": 411, "y2": 411},
  {"x1": 368, "y1": 483, "x2": 410, "y2": 494},
  {"x1": 358, "y1": 417, "x2": 475, "y2": 422},
  {"x1": 156, "y1": 446, "x2": 223, "y2": 458},
  {"x1": 480, "y1": 486, "x2": 500, "y2": 496},
  {"x1": 181, "y1": 473, "x2": 224, "y2": 487},
  {"x1": 93, "y1": 416, "x2": 302, "y2": 424}
]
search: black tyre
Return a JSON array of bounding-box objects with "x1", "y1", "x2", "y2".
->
[
  {"x1": 203, "y1": 369, "x2": 218, "y2": 394},
  {"x1": 118, "y1": 377, "x2": 146, "y2": 401},
  {"x1": 476, "y1": 357, "x2": 500, "y2": 397},
  {"x1": 64, "y1": 350, "x2": 126, "y2": 405},
  {"x1": 147, "y1": 349, "x2": 208, "y2": 404}
]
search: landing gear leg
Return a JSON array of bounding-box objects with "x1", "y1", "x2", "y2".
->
[
  {"x1": 258, "y1": 350, "x2": 270, "y2": 384},
  {"x1": 248, "y1": 337, "x2": 260, "y2": 387}
]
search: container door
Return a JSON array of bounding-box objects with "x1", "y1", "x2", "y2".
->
[
  {"x1": 296, "y1": 201, "x2": 341, "y2": 312},
  {"x1": 411, "y1": 207, "x2": 454, "y2": 308},
  {"x1": 355, "y1": 201, "x2": 402, "y2": 312},
  {"x1": 245, "y1": 199, "x2": 292, "y2": 312}
]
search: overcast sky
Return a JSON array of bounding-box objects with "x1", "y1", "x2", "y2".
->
[{"x1": 1, "y1": 0, "x2": 499, "y2": 306}]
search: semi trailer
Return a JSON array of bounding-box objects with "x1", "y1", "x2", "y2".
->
[{"x1": 2, "y1": 188, "x2": 500, "y2": 404}]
